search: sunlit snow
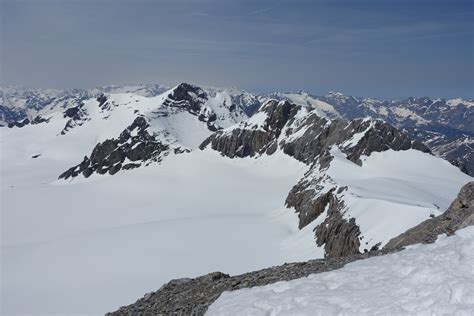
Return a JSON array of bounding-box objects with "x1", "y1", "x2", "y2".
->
[{"x1": 208, "y1": 226, "x2": 474, "y2": 315}]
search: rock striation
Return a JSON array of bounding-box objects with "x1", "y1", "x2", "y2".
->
[
  {"x1": 201, "y1": 100, "x2": 430, "y2": 258},
  {"x1": 58, "y1": 116, "x2": 173, "y2": 179},
  {"x1": 199, "y1": 100, "x2": 300, "y2": 157},
  {"x1": 384, "y1": 181, "x2": 474, "y2": 249}
]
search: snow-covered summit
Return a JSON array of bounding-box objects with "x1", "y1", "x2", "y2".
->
[{"x1": 2, "y1": 83, "x2": 265, "y2": 180}]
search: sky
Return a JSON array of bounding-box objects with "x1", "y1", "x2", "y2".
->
[{"x1": 1, "y1": 0, "x2": 473, "y2": 98}]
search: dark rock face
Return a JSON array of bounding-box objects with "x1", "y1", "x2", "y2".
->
[
  {"x1": 97, "y1": 94, "x2": 108, "y2": 108},
  {"x1": 266, "y1": 92, "x2": 473, "y2": 176},
  {"x1": 31, "y1": 115, "x2": 50, "y2": 124},
  {"x1": 7, "y1": 115, "x2": 50, "y2": 128},
  {"x1": 280, "y1": 115, "x2": 345, "y2": 164},
  {"x1": 1, "y1": 105, "x2": 28, "y2": 126},
  {"x1": 343, "y1": 119, "x2": 430, "y2": 164},
  {"x1": 286, "y1": 175, "x2": 362, "y2": 258},
  {"x1": 426, "y1": 134, "x2": 474, "y2": 176},
  {"x1": 164, "y1": 83, "x2": 207, "y2": 114},
  {"x1": 58, "y1": 116, "x2": 171, "y2": 179},
  {"x1": 202, "y1": 101, "x2": 429, "y2": 165},
  {"x1": 160, "y1": 83, "x2": 222, "y2": 132},
  {"x1": 106, "y1": 249, "x2": 395, "y2": 316},
  {"x1": 320, "y1": 93, "x2": 474, "y2": 176},
  {"x1": 200, "y1": 128, "x2": 274, "y2": 158},
  {"x1": 7, "y1": 118, "x2": 30, "y2": 128},
  {"x1": 61, "y1": 102, "x2": 89, "y2": 135},
  {"x1": 314, "y1": 201, "x2": 362, "y2": 258},
  {"x1": 202, "y1": 100, "x2": 431, "y2": 258},
  {"x1": 200, "y1": 100, "x2": 301, "y2": 157},
  {"x1": 384, "y1": 181, "x2": 474, "y2": 250},
  {"x1": 64, "y1": 106, "x2": 81, "y2": 118},
  {"x1": 280, "y1": 116, "x2": 428, "y2": 257},
  {"x1": 286, "y1": 178, "x2": 336, "y2": 229}
]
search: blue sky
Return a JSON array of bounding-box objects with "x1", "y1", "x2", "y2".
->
[{"x1": 1, "y1": 0, "x2": 473, "y2": 98}]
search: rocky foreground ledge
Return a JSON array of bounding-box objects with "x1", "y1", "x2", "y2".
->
[
  {"x1": 106, "y1": 249, "x2": 396, "y2": 316},
  {"x1": 107, "y1": 181, "x2": 473, "y2": 316}
]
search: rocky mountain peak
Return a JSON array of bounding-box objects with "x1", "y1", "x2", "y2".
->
[{"x1": 201, "y1": 101, "x2": 437, "y2": 258}]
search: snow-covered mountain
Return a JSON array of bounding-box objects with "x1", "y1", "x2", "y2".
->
[
  {"x1": 265, "y1": 91, "x2": 474, "y2": 176},
  {"x1": 200, "y1": 99, "x2": 471, "y2": 256},
  {"x1": 3, "y1": 85, "x2": 472, "y2": 175},
  {"x1": 0, "y1": 84, "x2": 169, "y2": 127},
  {"x1": 1, "y1": 83, "x2": 472, "y2": 314}
]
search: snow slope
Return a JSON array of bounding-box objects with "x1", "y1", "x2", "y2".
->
[
  {"x1": 1, "y1": 88, "x2": 318, "y2": 314},
  {"x1": 207, "y1": 226, "x2": 474, "y2": 315},
  {"x1": 204, "y1": 100, "x2": 472, "y2": 256},
  {"x1": 317, "y1": 147, "x2": 471, "y2": 251},
  {"x1": 1, "y1": 145, "x2": 320, "y2": 314},
  {"x1": 1, "y1": 87, "x2": 472, "y2": 315}
]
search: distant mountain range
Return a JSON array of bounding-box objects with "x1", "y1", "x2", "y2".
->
[
  {"x1": 2, "y1": 84, "x2": 472, "y2": 175},
  {"x1": 2, "y1": 82, "x2": 472, "y2": 314}
]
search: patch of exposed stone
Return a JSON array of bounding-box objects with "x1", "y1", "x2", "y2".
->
[
  {"x1": 201, "y1": 100, "x2": 432, "y2": 258},
  {"x1": 160, "y1": 83, "x2": 226, "y2": 132},
  {"x1": 7, "y1": 118, "x2": 31, "y2": 128},
  {"x1": 201, "y1": 101, "x2": 429, "y2": 164},
  {"x1": 58, "y1": 116, "x2": 176, "y2": 180},
  {"x1": 199, "y1": 100, "x2": 301, "y2": 157},
  {"x1": 285, "y1": 174, "x2": 363, "y2": 258},
  {"x1": 285, "y1": 175, "x2": 336, "y2": 229},
  {"x1": 384, "y1": 181, "x2": 474, "y2": 250},
  {"x1": 314, "y1": 197, "x2": 363, "y2": 258},
  {"x1": 343, "y1": 119, "x2": 430, "y2": 163},
  {"x1": 7, "y1": 115, "x2": 51, "y2": 128},
  {"x1": 280, "y1": 114, "x2": 346, "y2": 164},
  {"x1": 106, "y1": 249, "x2": 397, "y2": 316},
  {"x1": 60, "y1": 101, "x2": 90, "y2": 135}
]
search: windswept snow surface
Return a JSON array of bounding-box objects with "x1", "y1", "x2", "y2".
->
[
  {"x1": 0, "y1": 92, "x2": 316, "y2": 315},
  {"x1": 207, "y1": 226, "x2": 474, "y2": 315},
  {"x1": 1, "y1": 89, "x2": 472, "y2": 315},
  {"x1": 1, "y1": 127, "x2": 316, "y2": 315},
  {"x1": 326, "y1": 148, "x2": 472, "y2": 251}
]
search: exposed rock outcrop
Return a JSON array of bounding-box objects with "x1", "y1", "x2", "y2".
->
[
  {"x1": 199, "y1": 100, "x2": 300, "y2": 157},
  {"x1": 106, "y1": 249, "x2": 395, "y2": 316},
  {"x1": 60, "y1": 102, "x2": 89, "y2": 135},
  {"x1": 314, "y1": 198, "x2": 363, "y2": 258},
  {"x1": 7, "y1": 115, "x2": 50, "y2": 128},
  {"x1": 160, "y1": 83, "x2": 236, "y2": 132},
  {"x1": 7, "y1": 118, "x2": 30, "y2": 128},
  {"x1": 384, "y1": 181, "x2": 474, "y2": 250},
  {"x1": 58, "y1": 116, "x2": 172, "y2": 179},
  {"x1": 201, "y1": 101, "x2": 429, "y2": 165},
  {"x1": 201, "y1": 100, "x2": 432, "y2": 258}
]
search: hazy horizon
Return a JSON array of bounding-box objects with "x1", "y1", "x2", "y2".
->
[
  {"x1": 2, "y1": 0, "x2": 473, "y2": 98},
  {"x1": 2, "y1": 81, "x2": 474, "y2": 101}
]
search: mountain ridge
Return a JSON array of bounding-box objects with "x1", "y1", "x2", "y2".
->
[
  {"x1": 3, "y1": 83, "x2": 472, "y2": 175},
  {"x1": 2, "y1": 82, "x2": 472, "y2": 314}
]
